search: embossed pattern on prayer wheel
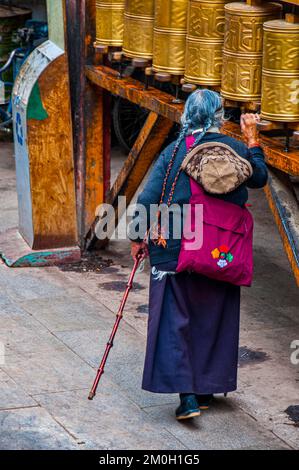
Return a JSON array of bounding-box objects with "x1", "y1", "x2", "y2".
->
[
  {"x1": 153, "y1": 0, "x2": 188, "y2": 75},
  {"x1": 123, "y1": 0, "x2": 155, "y2": 59},
  {"x1": 221, "y1": 2, "x2": 282, "y2": 101},
  {"x1": 96, "y1": 1, "x2": 125, "y2": 46},
  {"x1": 261, "y1": 20, "x2": 299, "y2": 122},
  {"x1": 185, "y1": 0, "x2": 227, "y2": 86}
]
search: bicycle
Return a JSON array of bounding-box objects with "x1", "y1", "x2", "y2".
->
[{"x1": 0, "y1": 19, "x2": 48, "y2": 133}]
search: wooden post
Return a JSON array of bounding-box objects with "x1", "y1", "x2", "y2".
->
[
  {"x1": 65, "y1": 0, "x2": 87, "y2": 247},
  {"x1": 84, "y1": 80, "x2": 111, "y2": 237},
  {"x1": 65, "y1": 0, "x2": 111, "y2": 247},
  {"x1": 85, "y1": 111, "x2": 173, "y2": 250}
]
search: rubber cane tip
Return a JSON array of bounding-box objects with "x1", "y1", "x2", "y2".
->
[{"x1": 88, "y1": 392, "x2": 95, "y2": 400}]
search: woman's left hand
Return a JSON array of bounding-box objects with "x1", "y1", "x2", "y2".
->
[{"x1": 131, "y1": 241, "x2": 149, "y2": 262}]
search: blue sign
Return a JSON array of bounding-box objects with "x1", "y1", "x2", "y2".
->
[{"x1": 15, "y1": 111, "x2": 23, "y2": 146}]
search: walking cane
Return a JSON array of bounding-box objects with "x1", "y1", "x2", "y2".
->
[{"x1": 88, "y1": 254, "x2": 142, "y2": 400}]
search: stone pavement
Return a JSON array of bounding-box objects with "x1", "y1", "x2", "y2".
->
[{"x1": 0, "y1": 142, "x2": 298, "y2": 450}]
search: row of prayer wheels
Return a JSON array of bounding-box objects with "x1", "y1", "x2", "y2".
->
[{"x1": 96, "y1": 0, "x2": 299, "y2": 123}]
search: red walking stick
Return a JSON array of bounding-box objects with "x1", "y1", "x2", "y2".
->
[{"x1": 88, "y1": 255, "x2": 142, "y2": 400}]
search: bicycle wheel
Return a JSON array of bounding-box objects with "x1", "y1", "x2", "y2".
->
[{"x1": 113, "y1": 97, "x2": 149, "y2": 154}]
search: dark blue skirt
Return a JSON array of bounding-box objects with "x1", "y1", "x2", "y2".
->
[{"x1": 142, "y1": 260, "x2": 241, "y2": 395}]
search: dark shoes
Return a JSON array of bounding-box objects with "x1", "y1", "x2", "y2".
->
[
  {"x1": 175, "y1": 393, "x2": 216, "y2": 420},
  {"x1": 175, "y1": 394, "x2": 201, "y2": 420},
  {"x1": 196, "y1": 394, "x2": 214, "y2": 410}
]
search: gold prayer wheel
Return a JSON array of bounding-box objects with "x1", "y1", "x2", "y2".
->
[
  {"x1": 185, "y1": 0, "x2": 227, "y2": 86},
  {"x1": 95, "y1": 1, "x2": 125, "y2": 47},
  {"x1": 221, "y1": 1, "x2": 282, "y2": 102},
  {"x1": 123, "y1": 0, "x2": 155, "y2": 59},
  {"x1": 153, "y1": 0, "x2": 188, "y2": 76},
  {"x1": 261, "y1": 19, "x2": 299, "y2": 122}
]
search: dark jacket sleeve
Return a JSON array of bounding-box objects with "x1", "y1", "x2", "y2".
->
[
  {"x1": 127, "y1": 147, "x2": 169, "y2": 242},
  {"x1": 135, "y1": 149, "x2": 168, "y2": 207},
  {"x1": 246, "y1": 146, "x2": 268, "y2": 189}
]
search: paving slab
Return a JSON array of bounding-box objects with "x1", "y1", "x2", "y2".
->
[
  {"x1": 0, "y1": 190, "x2": 18, "y2": 211},
  {"x1": 0, "y1": 143, "x2": 298, "y2": 450},
  {"x1": 1, "y1": 347, "x2": 94, "y2": 395},
  {"x1": 0, "y1": 370, "x2": 36, "y2": 410},
  {"x1": 0, "y1": 295, "x2": 30, "y2": 316},
  {"x1": 0, "y1": 142, "x2": 15, "y2": 169},
  {"x1": 0, "y1": 407, "x2": 80, "y2": 450},
  {"x1": 34, "y1": 385, "x2": 185, "y2": 450},
  {"x1": 0, "y1": 304, "x2": 66, "y2": 356},
  {"x1": 56, "y1": 326, "x2": 144, "y2": 367},
  {"x1": 0, "y1": 270, "x2": 79, "y2": 302},
  {"x1": 270, "y1": 421, "x2": 299, "y2": 450},
  {"x1": 236, "y1": 326, "x2": 299, "y2": 449},
  {"x1": 55, "y1": 327, "x2": 178, "y2": 409},
  {"x1": 0, "y1": 210, "x2": 18, "y2": 233},
  {"x1": 0, "y1": 170, "x2": 16, "y2": 181},
  {"x1": 100, "y1": 359, "x2": 178, "y2": 409},
  {"x1": 17, "y1": 294, "x2": 112, "y2": 332},
  {"x1": 58, "y1": 246, "x2": 151, "y2": 337},
  {"x1": 238, "y1": 326, "x2": 299, "y2": 393},
  {"x1": 240, "y1": 301, "x2": 299, "y2": 332},
  {"x1": 143, "y1": 401, "x2": 290, "y2": 450}
]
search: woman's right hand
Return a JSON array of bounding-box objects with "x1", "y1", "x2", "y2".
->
[
  {"x1": 240, "y1": 113, "x2": 260, "y2": 147},
  {"x1": 130, "y1": 241, "x2": 149, "y2": 262}
]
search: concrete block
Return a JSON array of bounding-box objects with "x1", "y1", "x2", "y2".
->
[
  {"x1": 0, "y1": 370, "x2": 36, "y2": 410},
  {"x1": 34, "y1": 385, "x2": 184, "y2": 450},
  {"x1": 0, "y1": 407, "x2": 79, "y2": 450}
]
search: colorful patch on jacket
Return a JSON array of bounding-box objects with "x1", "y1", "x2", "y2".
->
[{"x1": 211, "y1": 245, "x2": 234, "y2": 268}]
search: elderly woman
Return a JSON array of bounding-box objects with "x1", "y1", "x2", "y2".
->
[{"x1": 129, "y1": 90, "x2": 267, "y2": 420}]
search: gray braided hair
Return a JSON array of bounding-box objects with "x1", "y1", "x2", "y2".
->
[{"x1": 177, "y1": 89, "x2": 224, "y2": 148}]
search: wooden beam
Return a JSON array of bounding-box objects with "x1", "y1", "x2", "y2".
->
[
  {"x1": 85, "y1": 111, "x2": 173, "y2": 250},
  {"x1": 86, "y1": 65, "x2": 184, "y2": 123},
  {"x1": 264, "y1": 170, "x2": 299, "y2": 287},
  {"x1": 86, "y1": 65, "x2": 299, "y2": 177},
  {"x1": 110, "y1": 112, "x2": 173, "y2": 205},
  {"x1": 222, "y1": 122, "x2": 299, "y2": 177}
]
